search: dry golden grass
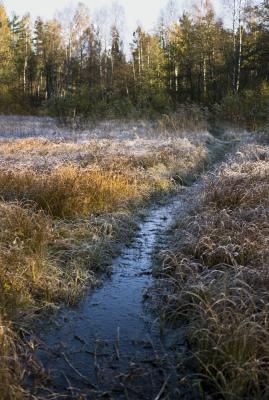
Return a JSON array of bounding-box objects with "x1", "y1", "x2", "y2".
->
[
  {"x1": 0, "y1": 316, "x2": 27, "y2": 400},
  {"x1": 0, "y1": 166, "x2": 146, "y2": 217},
  {"x1": 158, "y1": 144, "x2": 269, "y2": 399},
  {"x1": 0, "y1": 137, "x2": 104, "y2": 160},
  {"x1": 0, "y1": 203, "x2": 69, "y2": 399},
  {"x1": 0, "y1": 141, "x2": 209, "y2": 219},
  {"x1": 0, "y1": 200, "x2": 139, "y2": 315},
  {"x1": 51, "y1": 211, "x2": 137, "y2": 279},
  {"x1": 102, "y1": 145, "x2": 208, "y2": 180},
  {"x1": 0, "y1": 201, "x2": 92, "y2": 316},
  {"x1": 0, "y1": 203, "x2": 52, "y2": 312},
  {"x1": 0, "y1": 137, "x2": 66, "y2": 154}
]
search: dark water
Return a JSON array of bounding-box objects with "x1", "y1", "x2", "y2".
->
[{"x1": 33, "y1": 198, "x2": 189, "y2": 399}]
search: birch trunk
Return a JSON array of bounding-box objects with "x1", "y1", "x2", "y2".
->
[{"x1": 236, "y1": 23, "x2": 242, "y2": 92}]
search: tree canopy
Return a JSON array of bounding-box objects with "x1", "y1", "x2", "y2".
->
[{"x1": 0, "y1": 0, "x2": 268, "y2": 126}]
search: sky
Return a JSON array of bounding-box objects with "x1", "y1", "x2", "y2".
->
[
  {"x1": 3, "y1": 0, "x2": 226, "y2": 29},
  {"x1": 3, "y1": 0, "x2": 227, "y2": 51}
]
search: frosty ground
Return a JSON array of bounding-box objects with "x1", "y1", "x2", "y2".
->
[
  {"x1": 0, "y1": 116, "x2": 213, "y2": 399},
  {"x1": 0, "y1": 116, "x2": 267, "y2": 399}
]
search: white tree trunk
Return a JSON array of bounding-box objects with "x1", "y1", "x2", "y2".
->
[{"x1": 236, "y1": 23, "x2": 242, "y2": 92}]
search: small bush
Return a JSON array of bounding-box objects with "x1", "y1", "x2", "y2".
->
[
  {"x1": 157, "y1": 104, "x2": 208, "y2": 134},
  {"x1": 215, "y1": 84, "x2": 269, "y2": 130}
]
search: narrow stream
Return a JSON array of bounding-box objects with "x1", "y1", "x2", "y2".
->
[{"x1": 34, "y1": 197, "x2": 187, "y2": 399}]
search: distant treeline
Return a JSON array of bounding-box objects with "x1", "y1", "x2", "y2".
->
[{"x1": 0, "y1": 0, "x2": 269, "y2": 128}]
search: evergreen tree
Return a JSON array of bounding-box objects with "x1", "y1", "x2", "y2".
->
[
  {"x1": 0, "y1": 4, "x2": 15, "y2": 109},
  {"x1": 11, "y1": 13, "x2": 33, "y2": 96}
]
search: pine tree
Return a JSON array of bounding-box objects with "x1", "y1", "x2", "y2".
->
[
  {"x1": 11, "y1": 14, "x2": 33, "y2": 95},
  {"x1": 0, "y1": 4, "x2": 15, "y2": 107},
  {"x1": 33, "y1": 18, "x2": 64, "y2": 101}
]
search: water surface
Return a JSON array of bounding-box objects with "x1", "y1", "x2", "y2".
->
[{"x1": 34, "y1": 198, "x2": 187, "y2": 399}]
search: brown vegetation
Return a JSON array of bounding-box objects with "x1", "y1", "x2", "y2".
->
[
  {"x1": 0, "y1": 318, "x2": 27, "y2": 400},
  {"x1": 158, "y1": 142, "x2": 269, "y2": 399},
  {"x1": 0, "y1": 166, "x2": 144, "y2": 217}
]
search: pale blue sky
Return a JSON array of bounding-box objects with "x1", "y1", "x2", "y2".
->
[
  {"x1": 3, "y1": 0, "x2": 228, "y2": 51},
  {"x1": 3, "y1": 0, "x2": 226, "y2": 31}
]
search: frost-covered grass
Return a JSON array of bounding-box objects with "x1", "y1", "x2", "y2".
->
[
  {"x1": 0, "y1": 117, "x2": 211, "y2": 217},
  {"x1": 157, "y1": 139, "x2": 269, "y2": 399},
  {"x1": 0, "y1": 116, "x2": 213, "y2": 399},
  {"x1": 0, "y1": 116, "x2": 212, "y2": 170}
]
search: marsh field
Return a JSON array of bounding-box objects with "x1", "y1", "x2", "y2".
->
[
  {"x1": 1, "y1": 0, "x2": 269, "y2": 395},
  {"x1": 0, "y1": 114, "x2": 267, "y2": 400}
]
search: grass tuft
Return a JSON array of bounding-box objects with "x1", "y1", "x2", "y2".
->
[{"x1": 0, "y1": 166, "x2": 144, "y2": 218}]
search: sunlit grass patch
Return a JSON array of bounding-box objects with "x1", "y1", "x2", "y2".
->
[
  {"x1": 0, "y1": 201, "x2": 88, "y2": 315},
  {"x1": 0, "y1": 166, "x2": 146, "y2": 218},
  {"x1": 0, "y1": 137, "x2": 103, "y2": 159},
  {"x1": 0, "y1": 142, "x2": 209, "y2": 219},
  {"x1": 0, "y1": 202, "x2": 53, "y2": 312}
]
